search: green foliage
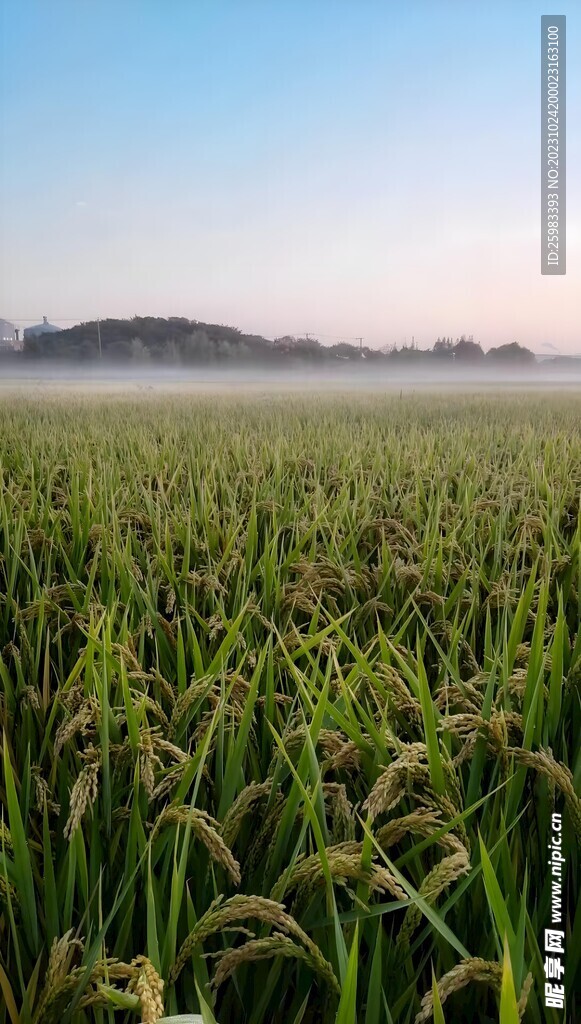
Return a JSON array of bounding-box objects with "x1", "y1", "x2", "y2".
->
[{"x1": 0, "y1": 391, "x2": 579, "y2": 1024}]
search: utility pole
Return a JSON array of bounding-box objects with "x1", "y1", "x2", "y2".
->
[{"x1": 97, "y1": 317, "x2": 102, "y2": 359}]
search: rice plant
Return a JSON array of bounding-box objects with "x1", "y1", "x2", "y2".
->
[{"x1": 0, "y1": 391, "x2": 579, "y2": 1023}]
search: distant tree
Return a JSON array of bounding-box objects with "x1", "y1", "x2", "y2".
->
[
  {"x1": 391, "y1": 343, "x2": 428, "y2": 361},
  {"x1": 291, "y1": 336, "x2": 324, "y2": 359},
  {"x1": 274, "y1": 335, "x2": 295, "y2": 351},
  {"x1": 164, "y1": 339, "x2": 181, "y2": 364},
  {"x1": 453, "y1": 339, "x2": 485, "y2": 361},
  {"x1": 329, "y1": 342, "x2": 360, "y2": 360},
  {"x1": 78, "y1": 339, "x2": 98, "y2": 360},
  {"x1": 182, "y1": 329, "x2": 213, "y2": 362},
  {"x1": 131, "y1": 337, "x2": 150, "y2": 362},
  {"x1": 216, "y1": 339, "x2": 234, "y2": 359},
  {"x1": 433, "y1": 337, "x2": 454, "y2": 357},
  {"x1": 108, "y1": 339, "x2": 133, "y2": 361},
  {"x1": 362, "y1": 345, "x2": 383, "y2": 361},
  {"x1": 486, "y1": 342, "x2": 535, "y2": 363}
]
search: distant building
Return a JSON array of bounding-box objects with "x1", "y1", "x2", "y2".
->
[
  {"x1": 23, "y1": 316, "x2": 61, "y2": 340},
  {"x1": 0, "y1": 318, "x2": 19, "y2": 350}
]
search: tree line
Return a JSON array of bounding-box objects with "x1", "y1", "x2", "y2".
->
[{"x1": 14, "y1": 317, "x2": 539, "y2": 366}]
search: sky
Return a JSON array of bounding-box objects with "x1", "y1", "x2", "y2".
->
[{"x1": 0, "y1": 0, "x2": 579, "y2": 353}]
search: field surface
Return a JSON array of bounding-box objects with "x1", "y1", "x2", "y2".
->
[{"x1": 0, "y1": 392, "x2": 579, "y2": 1024}]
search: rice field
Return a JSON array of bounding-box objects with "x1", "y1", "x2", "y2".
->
[{"x1": 0, "y1": 391, "x2": 579, "y2": 1024}]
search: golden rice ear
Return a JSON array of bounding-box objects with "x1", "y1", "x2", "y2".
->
[{"x1": 127, "y1": 955, "x2": 165, "y2": 1023}]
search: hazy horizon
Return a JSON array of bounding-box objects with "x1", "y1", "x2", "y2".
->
[
  {"x1": 1, "y1": 1, "x2": 579, "y2": 353},
  {"x1": 2, "y1": 355, "x2": 581, "y2": 391}
]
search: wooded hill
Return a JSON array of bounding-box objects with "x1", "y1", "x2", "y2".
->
[{"x1": 19, "y1": 316, "x2": 538, "y2": 366}]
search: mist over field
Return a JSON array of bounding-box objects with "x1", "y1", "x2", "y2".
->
[{"x1": 2, "y1": 359, "x2": 581, "y2": 395}]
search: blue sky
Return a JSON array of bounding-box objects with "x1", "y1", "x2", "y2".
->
[{"x1": 0, "y1": 0, "x2": 579, "y2": 351}]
